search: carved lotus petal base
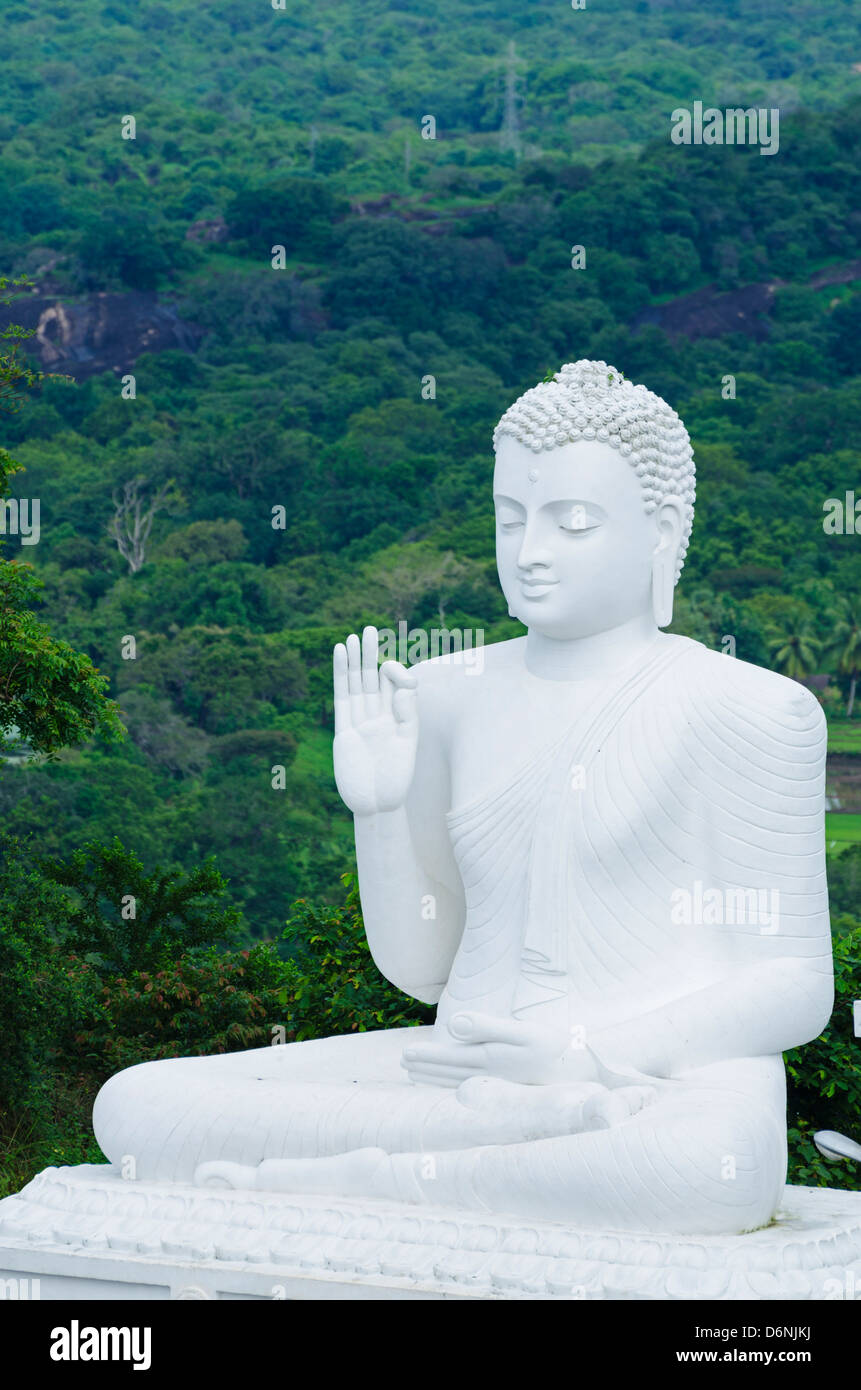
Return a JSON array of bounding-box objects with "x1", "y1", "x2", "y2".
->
[{"x1": 1, "y1": 1165, "x2": 860, "y2": 1301}]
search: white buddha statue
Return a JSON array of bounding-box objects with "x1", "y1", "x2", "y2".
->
[{"x1": 93, "y1": 360, "x2": 834, "y2": 1237}]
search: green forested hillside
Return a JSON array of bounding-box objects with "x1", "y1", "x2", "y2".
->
[
  {"x1": 2, "y1": 42, "x2": 861, "y2": 933},
  {"x1": 3, "y1": 0, "x2": 860, "y2": 218}
]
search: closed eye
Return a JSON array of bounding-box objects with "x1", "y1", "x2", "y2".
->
[
  {"x1": 559, "y1": 506, "x2": 602, "y2": 533},
  {"x1": 495, "y1": 506, "x2": 525, "y2": 531}
]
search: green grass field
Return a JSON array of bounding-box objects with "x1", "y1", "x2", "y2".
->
[
  {"x1": 826, "y1": 813, "x2": 861, "y2": 854},
  {"x1": 827, "y1": 722, "x2": 861, "y2": 756}
]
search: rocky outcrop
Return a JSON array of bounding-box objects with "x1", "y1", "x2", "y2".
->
[
  {"x1": 633, "y1": 280, "x2": 778, "y2": 342},
  {"x1": 186, "y1": 217, "x2": 229, "y2": 244},
  {"x1": 0, "y1": 291, "x2": 204, "y2": 381},
  {"x1": 633, "y1": 258, "x2": 861, "y2": 343}
]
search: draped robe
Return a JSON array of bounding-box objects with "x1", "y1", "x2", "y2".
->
[{"x1": 435, "y1": 635, "x2": 832, "y2": 1070}]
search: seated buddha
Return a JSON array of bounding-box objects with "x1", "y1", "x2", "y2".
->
[{"x1": 93, "y1": 360, "x2": 833, "y2": 1236}]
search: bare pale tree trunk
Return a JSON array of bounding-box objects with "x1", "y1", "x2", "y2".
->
[
  {"x1": 848, "y1": 673, "x2": 857, "y2": 719},
  {"x1": 109, "y1": 479, "x2": 174, "y2": 573},
  {"x1": 499, "y1": 40, "x2": 522, "y2": 160}
]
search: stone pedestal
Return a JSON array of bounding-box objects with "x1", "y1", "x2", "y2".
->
[{"x1": 1, "y1": 1164, "x2": 860, "y2": 1301}]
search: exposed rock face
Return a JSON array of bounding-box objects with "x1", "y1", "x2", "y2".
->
[
  {"x1": 633, "y1": 258, "x2": 861, "y2": 342},
  {"x1": 0, "y1": 291, "x2": 204, "y2": 381},
  {"x1": 186, "y1": 216, "x2": 229, "y2": 244},
  {"x1": 633, "y1": 280, "x2": 779, "y2": 342}
]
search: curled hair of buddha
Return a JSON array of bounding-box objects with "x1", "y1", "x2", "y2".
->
[{"x1": 493, "y1": 360, "x2": 696, "y2": 584}]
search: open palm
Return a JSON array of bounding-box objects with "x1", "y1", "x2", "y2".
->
[{"x1": 333, "y1": 626, "x2": 418, "y2": 816}]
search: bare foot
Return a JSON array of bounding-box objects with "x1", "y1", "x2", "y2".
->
[{"x1": 194, "y1": 1148, "x2": 390, "y2": 1197}]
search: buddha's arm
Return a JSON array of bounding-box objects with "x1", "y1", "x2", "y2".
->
[
  {"x1": 591, "y1": 671, "x2": 835, "y2": 1080},
  {"x1": 353, "y1": 676, "x2": 465, "y2": 1004},
  {"x1": 590, "y1": 951, "x2": 834, "y2": 1080},
  {"x1": 354, "y1": 807, "x2": 464, "y2": 1004}
]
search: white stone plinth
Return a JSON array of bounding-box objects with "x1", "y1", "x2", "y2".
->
[{"x1": 1, "y1": 1165, "x2": 860, "y2": 1300}]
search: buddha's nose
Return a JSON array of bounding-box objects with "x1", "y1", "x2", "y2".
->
[{"x1": 516, "y1": 521, "x2": 553, "y2": 571}]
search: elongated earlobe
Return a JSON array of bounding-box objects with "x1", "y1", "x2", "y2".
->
[
  {"x1": 651, "y1": 550, "x2": 675, "y2": 628},
  {"x1": 652, "y1": 496, "x2": 684, "y2": 628}
]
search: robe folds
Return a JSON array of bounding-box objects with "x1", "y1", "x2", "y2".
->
[{"x1": 436, "y1": 634, "x2": 833, "y2": 1080}]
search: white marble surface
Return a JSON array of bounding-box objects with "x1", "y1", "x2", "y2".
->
[{"x1": 1, "y1": 1164, "x2": 860, "y2": 1301}]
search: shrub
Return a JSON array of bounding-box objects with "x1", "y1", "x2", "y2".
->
[
  {"x1": 786, "y1": 924, "x2": 861, "y2": 1189},
  {"x1": 0, "y1": 842, "x2": 68, "y2": 1113},
  {"x1": 827, "y1": 845, "x2": 861, "y2": 919},
  {"x1": 41, "y1": 838, "x2": 243, "y2": 974},
  {"x1": 69, "y1": 944, "x2": 289, "y2": 1076},
  {"x1": 278, "y1": 873, "x2": 434, "y2": 1039}
]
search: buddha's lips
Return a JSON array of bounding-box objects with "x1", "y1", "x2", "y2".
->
[{"x1": 520, "y1": 578, "x2": 559, "y2": 593}]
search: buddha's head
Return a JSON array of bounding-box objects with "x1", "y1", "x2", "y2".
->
[{"x1": 492, "y1": 360, "x2": 696, "y2": 640}]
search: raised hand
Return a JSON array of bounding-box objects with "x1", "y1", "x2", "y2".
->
[{"x1": 333, "y1": 625, "x2": 419, "y2": 817}]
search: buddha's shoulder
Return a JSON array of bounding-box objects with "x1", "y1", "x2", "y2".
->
[
  {"x1": 413, "y1": 635, "x2": 523, "y2": 681},
  {"x1": 411, "y1": 636, "x2": 523, "y2": 715},
  {"x1": 676, "y1": 637, "x2": 825, "y2": 728}
]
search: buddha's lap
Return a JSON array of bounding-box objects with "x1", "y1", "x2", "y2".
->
[
  {"x1": 157, "y1": 1024, "x2": 431, "y2": 1083},
  {"x1": 94, "y1": 1026, "x2": 786, "y2": 1158},
  {"x1": 98, "y1": 1026, "x2": 785, "y2": 1093}
]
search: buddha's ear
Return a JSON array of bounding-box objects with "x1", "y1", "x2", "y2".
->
[{"x1": 651, "y1": 496, "x2": 685, "y2": 628}]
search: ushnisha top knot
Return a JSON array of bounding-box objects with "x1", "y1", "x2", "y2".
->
[{"x1": 493, "y1": 360, "x2": 696, "y2": 584}]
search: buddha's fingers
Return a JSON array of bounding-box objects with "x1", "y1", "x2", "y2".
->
[
  {"x1": 361, "y1": 625, "x2": 381, "y2": 716},
  {"x1": 380, "y1": 660, "x2": 418, "y2": 730},
  {"x1": 361, "y1": 626, "x2": 379, "y2": 689},
  {"x1": 392, "y1": 684, "x2": 418, "y2": 730},
  {"x1": 402, "y1": 1038, "x2": 485, "y2": 1087},
  {"x1": 406, "y1": 1061, "x2": 478, "y2": 1088},
  {"x1": 403, "y1": 1040, "x2": 478, "y2": 1067},
  {"x1": 449, "y1": 1011, "x2": 526, "y2": 1045},
  {"x1": 345, "y1": 631, "x2": 363, "y2": 701},
  {"x1": 333, "y1": 642, "x2": 351, "y2": 734}
]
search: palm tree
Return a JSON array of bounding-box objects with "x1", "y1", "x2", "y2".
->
[
  {"x1": 766, "y1": 614, "x2": 821, "y2": 682},
  {"x1": 823, "y1": 600, "x2": 861, "y2": 718}
]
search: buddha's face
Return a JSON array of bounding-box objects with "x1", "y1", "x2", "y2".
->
[{"x1": 493, "y1": 436, "x2": 668, "y2": 640}]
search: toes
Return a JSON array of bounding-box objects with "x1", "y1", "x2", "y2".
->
[
  {"x1": 583, "y1": 1094, "x2": 622, "y2": 1130},
  {"x1": 583, "y1": 1092, "x2": 636, "y2": 1130},
  {"x1": 194, "y1": 1161, "x2": 253, "y2": 1189},
  {"x1": 614, "y1": 1084, "x2": 659, "y2": 1115},
  {"x1": 582, "y1": 1084, "x2": 658, "y2": 1130}
]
